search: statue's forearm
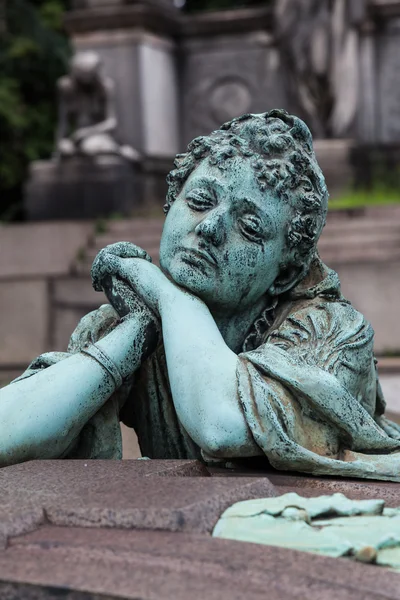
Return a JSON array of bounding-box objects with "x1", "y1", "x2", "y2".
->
[
  {"x1": 159, "y1": 289, "x2": 257, "y2": 457},
  {"x1": 0, "y1": 315, "x2": 154, "y2": 466}
]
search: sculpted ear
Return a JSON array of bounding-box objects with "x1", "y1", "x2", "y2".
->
[{"x1": 268, "y1": 264, "x2": 304, "y2": 297}]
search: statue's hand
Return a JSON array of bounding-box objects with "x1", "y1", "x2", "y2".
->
[
  {"x1": 68, "y1": 304, "x2": 120, "y2": 353},
  {"x1": 91, "y1": 242, "x2": 152, "y2": 294},
  {"x1": 91, "y1": 242, "x2": 161, "y2": 327},
  {"x1": 91, "y1": 242, "x2": 174, "y2": 314},
  {"x1": 90, "y1": 242, "x2": 151, "y2": 293}
]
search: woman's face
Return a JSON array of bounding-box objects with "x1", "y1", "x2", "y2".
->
[{"x1": 160, "y1": 156, "x2": 291, "y2": 314}]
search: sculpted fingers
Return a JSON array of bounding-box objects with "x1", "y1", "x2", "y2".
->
[
  {"x1": 103, "y1": 242, "x2": 151, "y2": 261},
  {"x1": 91, "y1": 243, "x2": 151, "y2": 292},
  {"x1": 68, "y1": 304, "x2": 120, "y2": 352},
  {"x1": 91, "y1": 249, "x2": 121, "y2": 292}
]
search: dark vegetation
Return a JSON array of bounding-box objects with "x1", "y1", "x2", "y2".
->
[{"x1": 0, "y1": 0, "x2": 70, "y2": 220}]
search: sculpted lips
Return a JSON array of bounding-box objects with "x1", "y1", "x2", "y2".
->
[{"x1": 179, "y1": 246, "x2": 218, "y2": 267}]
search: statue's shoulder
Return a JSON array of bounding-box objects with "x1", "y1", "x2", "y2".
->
[
  {"x1": 269, "y1": 295, "x2": 374, "y2": 355},
  {"x1": 293, "y1": 295, "x2": 372, "y2": 337}
]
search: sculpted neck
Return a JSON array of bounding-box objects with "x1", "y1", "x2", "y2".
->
[{"x1": 211, "y1": 295, "x2": 271, "y2": 354}]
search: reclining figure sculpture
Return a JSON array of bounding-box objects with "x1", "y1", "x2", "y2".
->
[{"x1": 2, "y1": 110, "x2": 400, "y2": 481}]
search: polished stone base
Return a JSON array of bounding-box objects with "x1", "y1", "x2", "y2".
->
[
  {"x1": 25, "y1": 156, "x2": 142, "y2": 221},
  {"x1": 1, "y1": 460, "x2": 400, "y2": 598}
]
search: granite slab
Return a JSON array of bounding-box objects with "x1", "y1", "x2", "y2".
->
[
  {"x1": 267, "y1": 471, "x2": 400, "y2": 507},
  {"x1": 0, "y1": 459, "x2": 209, "y2": 493},
  {"x1": 0, "y1": 460, "x2": 277, "y2": 537},
  {"x1": 209, "y1": 465, "x2": 400, "y2": 507},
  {"x1": 0, "y1": 525, "x2": 399, "y2": 600}
]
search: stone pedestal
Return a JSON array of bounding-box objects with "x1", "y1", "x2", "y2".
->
[
  {"x1": 1, "y1": 460, "x2": 400, "y2": 599},
  {"x1": 25, "y1": 156, "x2": 142, "y2": 220},
  {"x1": 65, "y1": 0, "x2": 180, "y2": 159}
]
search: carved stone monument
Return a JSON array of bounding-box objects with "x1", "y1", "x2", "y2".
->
[
  {"x1": 25, "y1": 51, "x2": 141, "y2": 220},
  {"x1": 59, "y1": 0, "x2": 400, "y2": 203},
  {"x1": 4, "y1": 110, "x2": 400, "y2": 482},
  {"x1": 274, "y1": 0, "x2": 367, "y2": 139}
]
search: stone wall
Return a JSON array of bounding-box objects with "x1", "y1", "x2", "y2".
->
[{"x1": 0, "y1": 222, "x2": 92, "y2": 376}]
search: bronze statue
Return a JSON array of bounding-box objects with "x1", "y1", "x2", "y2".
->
[{"x1": 2, "y1": 110, "x2": 400, "y2": 483}]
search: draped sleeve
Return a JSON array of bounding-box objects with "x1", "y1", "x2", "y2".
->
[{"x1": 237, "y1": 299, "x2": 400, "y2": 482}]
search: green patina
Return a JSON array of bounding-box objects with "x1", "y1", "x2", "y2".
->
[
  {"x1": 1, "y1": 110, "x2": 400, "y2": 481},
  {"x1": 213, "y1": 493, "x2": 400, "y2": 569}
]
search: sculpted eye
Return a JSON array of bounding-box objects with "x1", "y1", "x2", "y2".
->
[
  {"x1": 239, "y1": 216, "x2": 264, "y2": 242},
  {"x1": 186, "y1": 189, "x2": 215, "y2": 211}
]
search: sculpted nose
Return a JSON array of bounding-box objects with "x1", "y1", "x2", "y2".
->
[{"x1": 195, "y1": 211, "x2": 227, "y2": 247}]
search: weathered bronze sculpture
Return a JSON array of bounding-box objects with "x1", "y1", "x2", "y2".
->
[
  {"x1": 2, "y1": 110, "x2": 400, "y2": 481},
  {"x1": 55, "y1": 51, "x2": 138, "y2": 161}
]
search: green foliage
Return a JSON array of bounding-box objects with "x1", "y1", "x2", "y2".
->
[
  {"x1": 330, "y1": 184, "x2": 400, "y2": 211},
  {"x1": 0, "y1": 0, "x2": 71, "y2": 220}
]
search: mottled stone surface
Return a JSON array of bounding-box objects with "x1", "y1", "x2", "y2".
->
[
  {"x1": 267, "y1": 471, "x2": 400, "y2": 508},
  {"x1": 209, "y1": 464, "x2": 400, "y2": 507},
  {"x1": 1, "y1": 526, "x2": 400, "y2": 600},
  {"x1": 0, "y1": 460, "x2": 276, "y2": 536},
  {"x1": 1, "y1": 461, "x2": 400, "y2": 597},
  {"x1": 25, "y1": 157, "x2": 141, "y2": 221},
  {"x1": 0, "y1": 505, "x2": 45, "y2": 551},
  {"x1": 0, "y1": 459, "x2": 210, "y2": 490}
]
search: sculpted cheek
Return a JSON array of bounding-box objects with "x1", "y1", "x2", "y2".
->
[
  {"x1": 226, "y1": 249, "x2": 261, "y2": 291},
  {"x1": 238, "y1": 247, "x2": 262, "y2": 271}
]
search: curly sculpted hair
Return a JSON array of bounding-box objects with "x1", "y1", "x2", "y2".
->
[{"x1": 165, "y1": 109, "x2": 328, "y2": 270}]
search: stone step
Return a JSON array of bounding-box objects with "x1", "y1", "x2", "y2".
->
[
  {"x1": 323, "y1": 221, "x2": 400, "y2": 237},
  {"x1": 319, "y1": 230, "x2": 400, "y2": 250},
  {"x1": 96, "y1": 216, "x2": 400, "y2": 241},
  {"x1": 100, "y1": 218, "x2": 164, "y2": 235},
  {"x1": 327, "y1": 205, "x2": 400, "y2": 220},
  {"x1": 320, "y1": 245, "x2": 400, "y2": 265},
  {"x1": 95, "y1": 220, "x2": 400, "y2": 243},
  {"x1": 93, "y1": 233, "x2": 162, "y2": 250}
]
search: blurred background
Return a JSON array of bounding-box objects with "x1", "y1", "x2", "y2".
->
[{"x1": 1, "y1": 0, "x2": 400, "y2": 455}]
